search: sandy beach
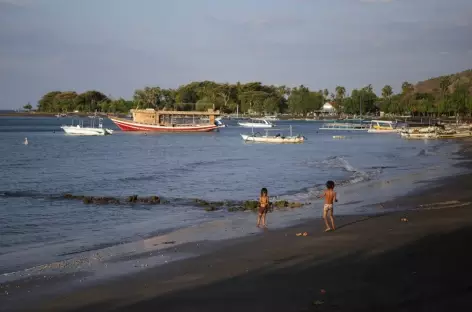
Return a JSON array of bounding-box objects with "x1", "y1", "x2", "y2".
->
[{"x1": 2, "y1": 142, "x2": 472, "y2": 311}]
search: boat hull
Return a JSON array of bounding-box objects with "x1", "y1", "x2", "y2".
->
[
  {"x1": 367, "y1": 129, "x2": 398, "y2": 133},
  {"x1": 241, "y1": 134, "x2": 304, "y2": 143},
  {"x1": 238, "y1": 122, "x2": 274, "y2": 128},
  {"x1": 110, "y1": 117, "x2": 218, "y2": 132},
  {"x1": 61, "y1": 126, "x2": 109, "y2": 136},
  {"x1": 319, "y1": 122, "x2": 369, "y2": 131}
]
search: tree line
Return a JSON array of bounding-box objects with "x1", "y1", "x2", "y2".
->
[{"x1": 36, "y1": 71, "x2": 472, "y2": 116}]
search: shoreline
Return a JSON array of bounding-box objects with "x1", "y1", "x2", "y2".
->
[
  {"x1": 0, "y1": 141, "x2": 462, "y2": 279},
  {"x1": 2, "y1": 142, "x2": 472, "y2": 311}
]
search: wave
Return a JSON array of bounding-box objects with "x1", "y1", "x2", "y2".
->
[{"x1": 282, "y1": 156, "x2": 383, "y2": 201}]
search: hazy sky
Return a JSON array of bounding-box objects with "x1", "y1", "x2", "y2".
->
[{"x1": 1, "y1": 0, "x2": 471, "y2": 109}]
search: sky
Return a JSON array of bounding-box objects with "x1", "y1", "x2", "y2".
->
[{"x1": 1, "y1": 0, "x2": 472, "y2": 109}]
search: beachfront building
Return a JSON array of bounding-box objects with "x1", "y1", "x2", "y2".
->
[{"x1": 322, "y1": 102, "x2": 337, "y2": 113}]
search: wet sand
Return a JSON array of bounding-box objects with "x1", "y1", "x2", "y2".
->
[{"x1": 3, "y1": 144, "x2": 472, "y2": 311}]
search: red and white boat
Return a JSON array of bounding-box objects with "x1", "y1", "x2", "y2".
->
[{"x1": 109, "y1": 108, "x2": 220, "y2": 132}]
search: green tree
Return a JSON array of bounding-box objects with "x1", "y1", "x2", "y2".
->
[
  {"x1": 334, "y1": 86, "x2": 346, "y2": 113},
  {"x1": 74, "y1": 91, "x2": 109, "y2": 112},
  {"x1": 37, "y1": 91, "x2": 61, "y2": 112},
  {"x1": 53, "y1": 91, "x2": 78, "y2": 112},
  {"x1": 263, "y1": 97, "x2": 280, "y2": 114},
  {"x1": 401, "y1": 81, "x2": 414, "y2": 94},
  {"x1": 380, "y1": 85, "x2": 393, "y2": 113},
  {"x1": 23, "y1": 103, "x2": 32, "y2": 111},
  {"x1": 133, "y1": 87, "x2": 161, "y2": 109},
  {"x1": 381, "y1": 85, "x2": 393, "y2": 99},
  {"x1": 288, "y1": 86, "x2": 323, "y2": 116}
]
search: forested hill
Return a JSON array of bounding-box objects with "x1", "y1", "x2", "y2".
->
[{"x1": 34, "y1": 69, "x2": 472, "y2": 116}]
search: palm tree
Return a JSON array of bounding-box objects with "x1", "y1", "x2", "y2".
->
[
  {"x1": 382, "y1": 85, "x2": 393, "y2": 113},
  {"x1": 335, "y1": 86, "x2": 346, "y2": 100},
  {"x1": 363, "y1": 84, "x2": 373, "y2": 93},
  {"x1": 381, "y1": 85, "x2": 393, "y2": 99}
]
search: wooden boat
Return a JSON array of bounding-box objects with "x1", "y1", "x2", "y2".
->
[
  {"x1": 241, "y1": 126, "x2": 305, "y2": 143},
  {"x1": 400, "y1": 125, "x2": 472, "y2": 140},
  {"x1": 109, "y1": 108, "x2": 219, "y2": 132}
]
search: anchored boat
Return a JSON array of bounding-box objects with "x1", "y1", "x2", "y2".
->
[
  {"x1": 319, "y1": 122, "x2": 369, "y2": 131},
  {"x1": 367, "y1": 120, "x2": 398, "y2": 133},
  {"x1": 241, "y1": 126, "x2": 306, "y2": 143},
  {"x1": 109, "y1": 108, "x2": 220, "y2": 132},
  {"x1": 61, "y1": 118, "x2": 113, "y2": 136},
  {"x1": 400, "y1": 124, "x2": 472, "y2": 139},
  {"x1": 238, "y1": 118, "x2": 274, "y2": 128}
]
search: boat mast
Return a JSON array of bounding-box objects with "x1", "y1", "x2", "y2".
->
[{"x1": 359, "y1": 95, "x2": 362, "y2": 124}]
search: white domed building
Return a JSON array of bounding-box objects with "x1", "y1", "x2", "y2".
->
[{"x1": 322, "y1": 102, "x2": 336, "y2": 113}]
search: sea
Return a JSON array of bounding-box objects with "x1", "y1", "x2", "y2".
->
[{"x1": 0, "y1": 116, "x2": 465, "y2": 281}]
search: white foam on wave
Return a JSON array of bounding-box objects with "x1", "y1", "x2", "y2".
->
[{"x1": 285, "y1": 156, "x2": 382, "y2": 202}]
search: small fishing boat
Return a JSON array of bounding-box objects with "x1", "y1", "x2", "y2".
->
[
  {"x1": 61, "y1": 118, "x2": 113, "y2": 136},
  {"x1": 241, "y1": 126, "x2": 305, "y2": 143},
  {"x1": 367, "y1": 120, "x2": 398, "y2": 133},
  {"x1": 238, "y1": 118, "x2": 274, "y2": 128},
  {"x1": 400, "y1": 125, "x2": 472, "y2": 140}
]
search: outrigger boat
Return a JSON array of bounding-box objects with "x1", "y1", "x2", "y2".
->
[
  {"x1": 319, "y1": 121, "x2": 370, "y2": 131},
  {"x1": 241, "y1": 126, "x2": 306, "y2": 143},
  {"x1": 61, "y1": 117, "x2": 114, "y2": 136},
  {"x1": 400, "y1": 124, "x2": 472, "y2": 140},
  {"x1": 109, "y1": 108, "x2": 220, "y2": 132}
]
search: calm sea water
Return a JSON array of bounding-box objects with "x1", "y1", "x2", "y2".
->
[{"x1": 0, "y1": 116, "x2": 463, "y2": 274}]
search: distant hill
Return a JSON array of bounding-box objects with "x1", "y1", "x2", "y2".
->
[{"x1": 414, "y1": 69, "x2": 472, "y2": 95}]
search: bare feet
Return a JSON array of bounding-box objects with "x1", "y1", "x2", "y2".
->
[{"x1": 324, "y1": 228, "x2": 332, "y2": 232}]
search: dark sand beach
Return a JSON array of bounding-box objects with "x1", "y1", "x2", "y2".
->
[{"x1": 3, "y1": 143, "x2": 472, "y2": 312}]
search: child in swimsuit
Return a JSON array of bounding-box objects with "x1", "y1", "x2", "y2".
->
[
  {"x1": 257, "y1": 188, "x2": 269, "y2": 228},
  {"x1": 320, "y1": 181, "x2": 337, "y2": 232}
]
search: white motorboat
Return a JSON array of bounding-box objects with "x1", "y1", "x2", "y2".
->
[
  {"x1": 241, "y1": 126, "x2": 305, "y2": 143},
  {"x1": 238, "y1": 118, "x2": 274, "y2": 128},
  {"x1": 61, "y1": 118, "x2": 113, "y2": 136},
  {"x1": 367, "y1": 120, "x2": 398, "y2": 133}
]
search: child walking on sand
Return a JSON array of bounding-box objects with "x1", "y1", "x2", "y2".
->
[
  {"x1": 257, "y1": 188, "x2": 269, "y2": 228},
  {"x1": 320, "y1": 181, "x2": 337, "y2": 232}
]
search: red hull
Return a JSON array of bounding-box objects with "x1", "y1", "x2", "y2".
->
[{"x1": 110, "y1": 117, "x2": 217, "y2": 132}]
